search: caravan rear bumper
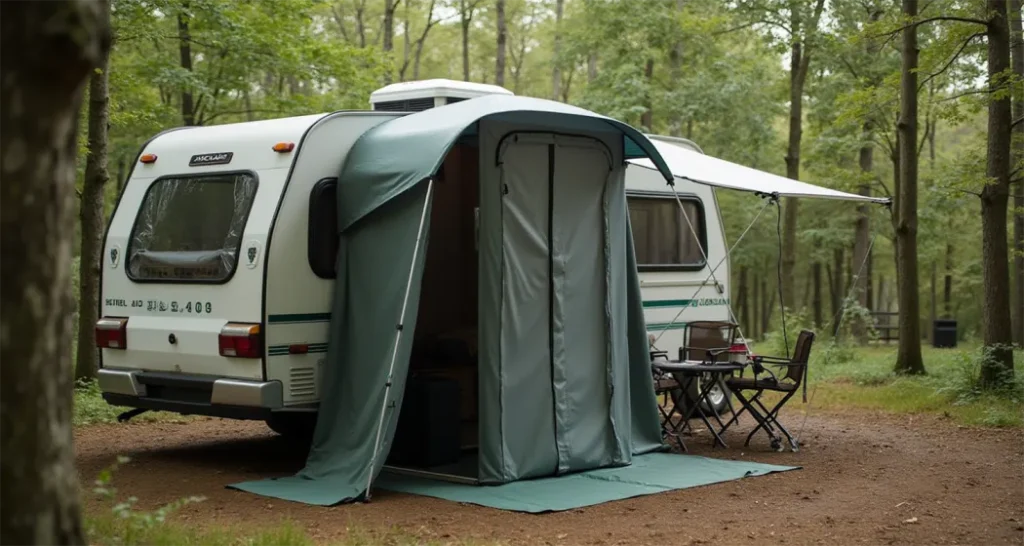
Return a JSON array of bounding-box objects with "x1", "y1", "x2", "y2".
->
[{"x1": 98, "y1": 369, "x2": 284, "y2": 420}]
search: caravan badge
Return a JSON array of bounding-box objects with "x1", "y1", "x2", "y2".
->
[{"x1": 188, "y1": 152, "x2": 233, "y2": 167}]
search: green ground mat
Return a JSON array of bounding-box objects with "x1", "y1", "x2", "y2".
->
[{"x1": 374, "y1": 453, "x2": 798, "y2": 513}]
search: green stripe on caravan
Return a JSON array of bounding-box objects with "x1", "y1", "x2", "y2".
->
[
  {"x1": 266, "y1": 313, "x2": 329, "y2": 321},
  {"x1": 642, "y1": 298, "x2": 729, "y2": 309},
  {"x1": 645, "y1": 322, "x2": 688, "y2": 331}
]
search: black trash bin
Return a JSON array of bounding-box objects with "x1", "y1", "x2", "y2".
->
[{"x1": 932, "y1": 319, "x2": 957, "y2": 348}]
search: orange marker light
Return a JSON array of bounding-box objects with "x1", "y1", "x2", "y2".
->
[
  {"x1": 272, "y1": 142, "x2": 295, "y2": 153},
  {"x1": 140, "y1": 153, "x2": 158, "y2": 164}
]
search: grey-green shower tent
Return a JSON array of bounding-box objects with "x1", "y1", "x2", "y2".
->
[{"x1": 233, "y1": 95, "x2": 676, "y2": 506}]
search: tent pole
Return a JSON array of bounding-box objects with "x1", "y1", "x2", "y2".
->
[{"x1": 364, "y1": 178, "x2": 435, "y2": 501}]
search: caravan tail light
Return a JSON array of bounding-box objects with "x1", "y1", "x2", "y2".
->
[
  {"x1": 272, "y1": 142, "x2": 295, "y2": 153},
  {"x1": 95, "y1": 317, "x2": 128, "y2": 349},
  {"x1": 218, "y1": 323, "x2": 262, "y2": 358},
  {"x1": 140, "y1": 153, "x2": 158, "y2": 164}
]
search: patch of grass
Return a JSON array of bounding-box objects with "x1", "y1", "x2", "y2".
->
[
  {"x1": 86, "y1": 459, "x2": 502, "y2": 546},
  {"x1": 796, "y1": 342, "x2": 1024, "y2": 427},
  {"x1": 86, "y1": 515, "x2": 501, "y2": 546},
  {"x1": 74, "y1": 380, "x2": 192, "y2": 426}
]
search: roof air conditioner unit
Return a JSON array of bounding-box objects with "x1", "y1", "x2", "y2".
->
[{"x1": 369, "y1": 79, "x2": 514, "y2": 112}]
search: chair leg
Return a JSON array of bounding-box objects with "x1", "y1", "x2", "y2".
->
[
  {"x1": 758, "y1": 392, "x2": 799, "y2": 451},
  {"x1": 720, "y1": 390, "x2": 760, "y2": 432},
  {"x1": 732, "y1": 390, "x2": 773, "y2": 447}
]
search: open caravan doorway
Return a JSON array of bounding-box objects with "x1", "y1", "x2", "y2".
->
[{"x1": 385, "y1": 134, "x2": 482, "y2": 483}]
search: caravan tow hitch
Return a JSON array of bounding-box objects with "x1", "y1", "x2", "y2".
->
[{"x1": 117, "y1": 408, "x2": 149, "y2": 422}]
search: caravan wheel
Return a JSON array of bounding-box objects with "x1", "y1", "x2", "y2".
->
[
  {"x1": 675, "y1": 374, "x2": 732, "y2": 415},
  {"x1": 266, "y1": 412, "x2": 317, "y2": 442}
]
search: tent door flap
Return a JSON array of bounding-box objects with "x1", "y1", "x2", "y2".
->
[{"x1": 498, "y1": 132, "x2": 615, "y2": 477}]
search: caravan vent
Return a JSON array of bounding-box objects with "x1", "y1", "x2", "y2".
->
[
  {"x1": 373, "y1": 97, "x2": 436, "y2": 112},
  {"x1": 289, "y1": 367, "x2": 315, "y2": 398}
]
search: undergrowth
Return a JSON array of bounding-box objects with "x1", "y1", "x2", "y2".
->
[
  {"x1": 751, "y1": 321, "x2": 1023, "y2": 427},
  {"x1": 74, "y1": 380, "x2": 191, "y2": 426},
  {"x1": 85, "y1": 458, "x2": 502, "y2": 546}
]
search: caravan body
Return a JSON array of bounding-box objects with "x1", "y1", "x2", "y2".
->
[{"x1": 97, "y1": 81, "x2": 730, "y2": 425}]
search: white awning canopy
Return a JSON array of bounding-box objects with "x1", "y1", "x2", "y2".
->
[{"x1": 629, "y1": 138, "x2": 891, "y2": 205}]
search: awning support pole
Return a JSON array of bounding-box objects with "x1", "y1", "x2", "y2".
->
[{"x1": 364, "y1": 178, "x2": 435, "y2": 501}]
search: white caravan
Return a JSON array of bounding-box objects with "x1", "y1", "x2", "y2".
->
[{"x1": 97, "y1": 80, "x2": 732, "y2": 434}]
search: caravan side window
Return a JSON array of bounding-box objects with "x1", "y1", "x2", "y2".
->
[
  {"x1": 308, "y1": 178, "x2": 338, "y2": 279},
  {"x1": 627, "y1": 194, "x2": 706, "y2": 271}
]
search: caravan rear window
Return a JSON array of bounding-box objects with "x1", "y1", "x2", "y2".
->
[
  {"x1": 628, "y1": 195, "x2": 706, "y2": 271},
  {"x1": 127, "y1": 172, "x2": 258, "y2": 283}
]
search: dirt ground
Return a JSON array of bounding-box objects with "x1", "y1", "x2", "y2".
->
[{"x1": 75, "y1": 410, "x2": 1024, "y2": 545}]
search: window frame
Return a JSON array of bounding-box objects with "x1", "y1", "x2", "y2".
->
[
  {"x1": 125, "y1": 170, "x2": 259, "y2": 285},
  {"x1": 307, "y1": 177, "x2": 339, "y2": 279},
  {"x1": 626, "y1": 190, "x2": 708, "y2": 272}
]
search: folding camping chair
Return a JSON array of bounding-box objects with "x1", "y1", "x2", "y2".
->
[
  {"x1": 681, "y1": 320, "x2": 738, "y2": 364},
  {"x1": 724, "y1": 329, "x2": 815, "y2": 452},
  {"x1": 651, "y1": 344, "x2": 688, "y2": 451}
]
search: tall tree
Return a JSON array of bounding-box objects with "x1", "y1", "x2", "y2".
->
[
  {"x1": 979, "y1": 0, "x2": 1013, "y2": 385},
  {"x1": 738, "y1": 0, "x2": 826, "y2": 311},
  {"x1": 75, "y1": 1, "x2": 113, "y2": 382},
  {"x1": 459, "y1": 0, "x2": 484, "y2": 81},
  {"x1": 0, "y1": 0, "x2": 110, "y2": 543},
  {"x1": 1011, "y1": 0, "x2": 1023, "y2": 348},
  {"x1": 383, "y1": 0, "x2": 400, "y2": 83},
  {"x1": 552, "y1": 0, "x2": 565, "y2": 100},
  {"x1": 895, "y1": 0, "x2": 925, "y2": 374},
  {"x1": 177, "y1": 5, "x2": 195, "y2": 126},
  {"x1": 852, "y1": 4, "x2": 884, "y2": 342},
  {"x1": 495, "y1": 0, "x2": 507, "y2": 86}
]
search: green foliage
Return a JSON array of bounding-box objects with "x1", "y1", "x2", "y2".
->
[{"x1": 74, "y1": 380, "x2": 190, "y2": 426}]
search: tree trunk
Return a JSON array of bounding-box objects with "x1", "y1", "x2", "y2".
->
[
  {"x1": 853, "y1": 123, "x2": 874, "y2": 341},
  {"x1": 894, "y1": 0, "x2": 925, "y2": 375},
  {"x1": 412, "y1": 0, "x2": 437, "y2": 80},
  {"x1": 0, "y1": 1, "x2": 110, "y2": 544},
  {"x1": 752, "y1": 272, "x2": 761, "y2": 338},
  {"x1": 979, "y1": 0, "x2": 1014, "y2": 386},
  {"x1": 117, "y1": 155, "x2": 127, "y2": 191},
  {"x1": 761, "y1": 276, "x2": 773, "y2": 335},
  {"x1": 780, "y1": 0, "x2": 824, "y2": 310},
  {"x1": 177, "y1": 9, "x2": 195, "y2": 126},
  {"x1": 400, "y1": 0, "x2": 410, "y2": 81},
  {"x1": 460, "y1": 0, "x2": 472, "y2": 81},
  {"x1": 668, "y1": 0, "x2": 685, "y2": 137},
  {"x1": 944, "y1": 241, "x2": 953, "y2": 316},
  {"x1": 832, "y1": 247, "x2": 845, "y2": 336},
  {"x1": 640, "y1": 58, "x2": 654, "y2": 130},
  {"x1": 812, "y1": 261, "x2": 823, "y2": 328},
  {"x1": 75, "y1": 35, "x2": 111, "y2": 383},
  {"x1": 495, "y1": 0, "x2": 506, "y2": 87},
  {"x1": 551, "y1": 0, "x2": 564, "y2": 100},
  {"x1": 587, "y1": 53, "x2": 598, "y2": 83},
  {"x1": 383, "y1": 0, "x2": 395, "y2": 52},
  {"x1": 1010, "y1": 0, "x2": 1024, "y2": 347},
  {"x1": 929, "y1": 261, "x2": 937, "y2": 343},
  {"x1": 383, "y1": 0, "x2": 396, "y2": 83},
  {"x1": 866, "y1": 250, "x2": 874, "y2": 311},
  {"x1": 356, "y1": 0, "x2": 367, "y2": 48},
  {"x1": 739, "y1": 266, "x2": 750, "y2": 333}
]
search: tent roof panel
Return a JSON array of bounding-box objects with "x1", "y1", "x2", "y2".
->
[
  {"x1": 628, "y1": 138, "x2": 891, "y2": 205},
  {"x1": 336, "y1": 95, "x2": 674, "y2": 231}
]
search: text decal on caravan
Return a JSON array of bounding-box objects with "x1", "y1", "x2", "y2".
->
[{"x1": 188, "y1": 152, "x2": 234, "y2": 167}]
